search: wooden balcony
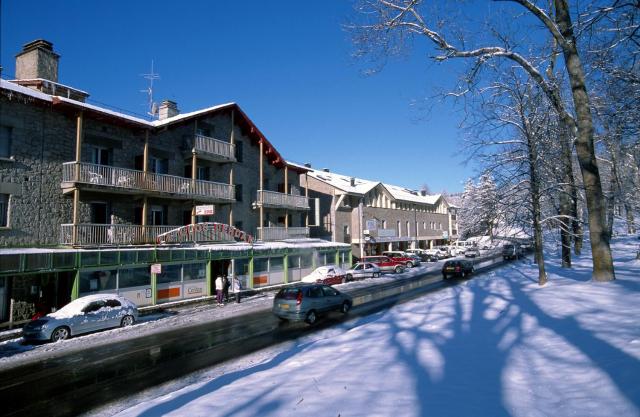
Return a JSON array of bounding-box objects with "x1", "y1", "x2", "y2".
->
[
  {"x1": 62, "y1": 162, "x2": 235, "y2": 203},
  {"x1": 60, "y1": 224, "x2": 180, "y2": 247},
  {"x1": 192, "y1": 134, "x2": 236, "y2": 162},
  {"x1": 258, "y1": 226, "x2": 309, "y2": 241},
  {"x1": 256, "y1": 190, "x2": 309, "y2": 210}
]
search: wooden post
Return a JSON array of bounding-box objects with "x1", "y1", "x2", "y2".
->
[
  {"x1": 72, "y1": 112, "x2": 83, "y2": 246},
  {"x1": 192, "y1": 121, "x2": 198, "y2": 225},
  {"x1": 229, "y1": 110, "x2": 235, "y2": 227},
  {"x1": 284, "y1": 166, "x2": 289, "y2": 230},
  {"x1": 259, "y1": 140, "x2": 264, "y2": 240},
  {"x1": 305, "y1": 173, "x2": 309, "y2": 228},
  {"x1": 142, "y1": 131, "x2": 149, "y2": 228},
  {"x1": 191, "y1": 153, "x2": 197, "y2": 225}
]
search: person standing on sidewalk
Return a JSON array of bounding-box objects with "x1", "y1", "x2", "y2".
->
[
  {"x1": 232, "y1": 275, "x2": 242, "y2": 303},
  {"x1": 215, "y1": 276, "x2": 224, "y2": 306},
  {"x1": 223, "y1": 276, "x2": 230, "y2": 303}
]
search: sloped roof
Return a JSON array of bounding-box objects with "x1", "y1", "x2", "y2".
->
[
  {"x1": 1, "y1": 79, "x2": 293, "y2": 169},
  {"x1": 307, "y1": 169, "x2": 379, "y2": 195},
  {"x1": 307, "y1": 167, "x2": 444, "y2": 206},
  {"x1": 381, "y1": 183, "x2": 442, "y2": 205}
]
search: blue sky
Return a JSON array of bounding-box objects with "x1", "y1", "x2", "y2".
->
[{"x1": 1, "y1": 1, "x2": 477, "y2": 193}]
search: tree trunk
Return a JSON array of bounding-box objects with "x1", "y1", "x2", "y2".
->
[
  {"x1": 555, "y1": 0, "x2": 615, "y2": 281},
  {"x1": 606, "y1": 171, "x2": 616, "y2": 238},
  {"x1": 559, "y1": 121, "x2": 573, "y2": 267},
  {"x1": 526, "y1": 120, "x2": 547, "y2": 285},
  {"x1": 625, "y1": 206, "x2": 636, "y2": 235}
]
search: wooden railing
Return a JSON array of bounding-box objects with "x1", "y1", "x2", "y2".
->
[
  {"x1": 258, "y1": 227, "x2": 309, "y2": 241},
  {"x1": 193, "y1": 134, "x2": 235, "y2": 161},
  {"x1": 60, "y1": 224, "x2": 179, "y2": 246},
  {"x1": 62, "y1": 162, "x2": 234, "y2": 201},
  {"x1": 256, "y1": 190, "x2": 309, "y2": 210}
]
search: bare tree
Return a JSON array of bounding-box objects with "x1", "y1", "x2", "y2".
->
[{"x1": 351, "y1": 0, "x2": 616, "y2": 280}]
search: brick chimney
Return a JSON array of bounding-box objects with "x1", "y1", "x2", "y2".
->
[
  {"x1": 158, "y1": 100, "x2": 179, "y2": 120},
  {"x1": 15, "y1": 39, "x2": 59, "y2": 82}
]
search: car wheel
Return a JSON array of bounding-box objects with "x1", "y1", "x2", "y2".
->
[
  {"x1": 50, "y1": 326, "x2": 70, "y2": 342},
  {"x1": 341, "y1": 301, "x2": 351, "y2": 314},
  {"x1": 346, "y1": 274, "x2": 353, "y2": 282},
  {"x1": 373, "y1": 272, "x2": 380, "y2": 278},
  {"x1": 121, "y1": 315, "x2": 135, "y2": 327},
  {"x1": 395, "y1": 266, "x2": 403, "y2": 274},
  {"x1": 305, "y1": 310, "x2": 317, "y2": 325},
  {"x1": 341, "y1": 276, "x2": 347, "y2": 284},
  {"x1": 406, "y1": 261, "x2": 413, "y2": 268}
]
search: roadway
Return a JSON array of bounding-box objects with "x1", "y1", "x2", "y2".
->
[{"x1": 0, "y1": 251, "x2": 510, "y2": 416}]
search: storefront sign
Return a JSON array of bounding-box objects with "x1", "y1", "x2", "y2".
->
[
  {"x1": 195, "y1": 205, "x2": 215, "y2": 216},
  {"x1": 156, "y1": 222, "x2": 254, "y2": 245}
]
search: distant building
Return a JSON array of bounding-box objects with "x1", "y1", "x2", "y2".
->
[{"x1": 301, "y1": 167, "x2": 458, "y2": 257}]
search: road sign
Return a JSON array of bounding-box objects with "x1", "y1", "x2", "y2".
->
[
  {"x1": 151, "y1": 264, "x2": 162, "y2": 274},
  {"x1": 195, "y1": 205, "x2": 215, "y2": 216}
]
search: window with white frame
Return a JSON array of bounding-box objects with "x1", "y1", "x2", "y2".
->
[
  {"x1": 397, "y1": 220, "x2": 401, "y2": 236},
  {"x1": 0, "y1": 194, "x2": 9, "y2": 227}
]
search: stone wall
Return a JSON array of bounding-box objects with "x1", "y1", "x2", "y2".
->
[{"x1": 0, "y1": 95, "x2": 75, "y2": 246}]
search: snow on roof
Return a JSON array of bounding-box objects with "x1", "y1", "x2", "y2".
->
[
  {"x1": 307, "y1": 169, "x2": 379, "y2": 195},
  {"x1": 151, "y1": 103, "x2": 236, "y2": 127},
  {"x1": 54, "y1": 96, "x2": 151, "y2": 126},
  {"x1": 382, "y1": 183, "x2": 442, "y2": 205},
  {"x1": 11, "y1": 78, "x2": 90, "y2": 96},
  {"x1": 307, "y1": 168, "x2": 443, "y2": 205},
  {"x1": 1, "y1": 78, "x2": 53, "y2": 102}
]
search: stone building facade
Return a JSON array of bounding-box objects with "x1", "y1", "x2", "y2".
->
[{"x1": 0, "y1": 40, "x2": 340, "y2": 323}]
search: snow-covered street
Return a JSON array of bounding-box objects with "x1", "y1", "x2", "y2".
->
[{"x1": 87, "y1": 236, "x2": 640, "y2": 417}]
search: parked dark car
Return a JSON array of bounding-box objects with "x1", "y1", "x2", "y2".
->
[
  {"x1": 442, "y1": 260, "x2": 474, "y2": 279},
  {"x1": 272, "y1": 284, "x2": 352, "y2": 325},
  {"x1": 502, "y1": 244, "x2": 523, "y2": 260}
]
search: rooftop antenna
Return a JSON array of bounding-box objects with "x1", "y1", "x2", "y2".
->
[{"x1": 140, "y1": 60, "x2": 160, "y2": 118}]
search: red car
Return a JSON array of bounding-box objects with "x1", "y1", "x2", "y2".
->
[
  {"x1": 301, "y1": 266, "x2": 348, "y2": 285},
  {"x1": 362, "y1": 256, "x2": 405, "y2": 274},
  {"x1": 382, "y1": 251, "x2": 420, "y2": 268}
]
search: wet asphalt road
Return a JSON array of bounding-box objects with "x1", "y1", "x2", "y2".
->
[{"x1": 0, "y1": 253, "x2": 508, "y2": 416}]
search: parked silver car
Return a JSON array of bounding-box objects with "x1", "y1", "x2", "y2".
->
[
  {"x1": 465, "y1": 246, "x2": 481, "y2": 258},
  {"x1": 345, "y1": 262, "x2": 381, "y2": 281},
  {"x1": 22, "y1": 294, "x2": 138, "y2": 342},
  {"x1": 272, "y1": 284, "x2": 352, "y2": 325}
]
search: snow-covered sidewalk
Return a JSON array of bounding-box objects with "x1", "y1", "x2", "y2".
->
[{"x1": 90, "y1": 236, "x2": 640, "y2": 417}]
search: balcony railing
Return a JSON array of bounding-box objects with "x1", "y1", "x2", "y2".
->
[
  {"x1": 256, "y1": 190, "x2": 309, "y2": 210},
  {"x1": 193, "y1": 134, "x2": 235, "y2": 162},
  {"x1": 62, "y1": 162, "x2": 235, "y2": 202},
  {"x1": 60, "y1": 224, "x2": 179, "y2": 246},
  {"x1": 258, "y1": 226, "x2": 309, "y2": 241}
]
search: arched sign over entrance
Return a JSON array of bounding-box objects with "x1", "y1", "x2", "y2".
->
[{"x1": 156, "y1": 223, "x2": 254, "y2": 245}]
